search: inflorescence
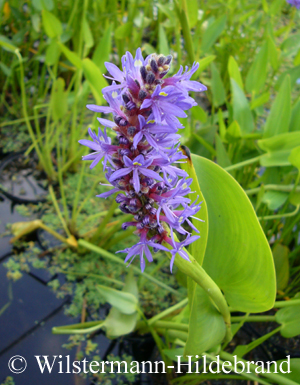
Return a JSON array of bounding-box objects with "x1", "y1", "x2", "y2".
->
[
  {"x1": 79, "y1": 49, "x2": 207, "y2": 272},
  {"x1": 286, "y1": 0, "x2": 300, "y2": 8}
]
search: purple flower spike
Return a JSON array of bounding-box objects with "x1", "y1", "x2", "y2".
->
[
  {"x1": 79, "y1": 50, "x2": 207, "y2": 272},
  {"x1": 286, "y1": 0, "x2": 300, "y2": 8}
]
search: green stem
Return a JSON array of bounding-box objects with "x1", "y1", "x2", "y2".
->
[
  {"x1": 192, "y1": 133, "x2": 217, "y2": 156},
  {"x1": 49, "y1": 185, "x2": 72, "y2": 237},
  {"x1": 53, "y1": 321, "x2": 104, "y2": 335},
  {"x1": 164, "y1": 240, "x2": 232, "y2": 343},
  {"x1": 231, "y1": 315, "x2": 276, "y2": 323},
  {"x1": 258, "y1": 205, "x2": 299, "y2": 221},
  {"x1": 78, "y1": 239, "x2": 182, "y2": 297},
  {"x1": 246, "y1": 184, "x2": 300, "y2": 196},
  {"x1": 174, "y1": 0, "x2": 195, "y2": 63},
  {"x1": 15, "y1": 50, "x2": 49, "y2": 175},
  {"x1": 148, "y1": 298, "x2": 188, "y2": 326},
  {"x1": 90, "y1": 200, "x2": 118, "y2": 243},
  {"x1": 274, "y1": 299, "x2": 300, "y2": 308},
  {"x1": 224, "y1": 155, "x2": 262, "y2": 172}
]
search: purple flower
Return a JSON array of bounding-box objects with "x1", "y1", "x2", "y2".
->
[
  {"x1": 79, "y1": 50, "x2": 207, "y2": 272},
  {"x1": 110, "y1": 154, "x2": 163, "y2": 193},
  {"x1": 287, "y1": 0, "x2": 300, "y2": 8},
  {"x1": 78, "y1": 127, "x2": 117, "y2": 170},
  {"x1": 166, "y1": 232, "x2": 200, "y2": 272},
  {"x1": 118, "y1": 231, "x2": 169, "y2": 272}
]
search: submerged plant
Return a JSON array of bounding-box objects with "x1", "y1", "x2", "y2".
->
[{"x1": 79, "y1": 48, "x2": 207, "y2": 272}]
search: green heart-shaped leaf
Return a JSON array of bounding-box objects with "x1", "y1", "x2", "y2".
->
[
  {"x1": 276, "y1": 305, "x2": 300, "y2": 338},
  {"x1": 192, "y1": 154, "x2": 276, "y2": 312}
]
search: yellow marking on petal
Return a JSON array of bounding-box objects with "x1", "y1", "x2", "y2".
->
[
  {"x1": 147, "y1": 120, "x2": 155, "y2": 124},
  {"x1": 133, "y1": 162, "x2": 142, "y2": 166},
  {"x1": 159, "y1": 92, "x2": 168, "y2": 97},
  {"x1": 182, "y1": 183, "x2": 188, "y2": 189},
  {"x1": 134, "y1": 59, "x2": 143, "y2": 67},
  {"x1": 112, "y1": 91, "x2": 118, "y2": 98}
]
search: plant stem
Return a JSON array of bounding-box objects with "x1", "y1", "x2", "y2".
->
[
  {"x1": 224, "y1": 155, "x2": 262, "y2": 172},
  {"x1": 148, "y1": 298, "x2": 188, "y2": 326},
  {"x1": 174, "y1": 0, "x2": 195, "y2": 63},
  {"x1": 246, "y1": 184, "x2": 300, "y2": 196},
  {"x1": 90, "y1": 200, "x2": 118, "y2": 243},
  {"x1": 164, "y1": 240, "x2": 232, "y2": 343},
  {"x1": 258, "y1": 205, "x2": 299, "y2": 221},
  {"x1": 49, "y1": 185, "x2": 72, "y2": 237},
  {"x1": 274, "y1": 299, "x2": 300, "y2": 308},
  {"x1": 78, "y1": 239, "x2": 183, "y2": 297},
  {"x1": 231, "y1": 315, "x2": 276, "y2": 322}
]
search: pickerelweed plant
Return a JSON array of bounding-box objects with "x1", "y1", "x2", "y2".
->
[
  {"x1": 79, "y1": 49, "x2": 236, "y2": 343},
  {"x1": 79, "y1": 48, "x2": 207, "y2": 273}
]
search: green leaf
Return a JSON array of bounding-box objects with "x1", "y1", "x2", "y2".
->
[
  {"x1": 192, "y1": 155, "x2": 276, "y2": 312},
  {"x1": 201, "y1": 15, "x2": 227, "y2": 53},
  {"x1": 263, "y1": 75, "x2": 291, "y2": 138},
  {"x1": 58, "y1": 42, "x2": 82, "y2": 69},
  {"x1": 194, "y1": 55, "x2": 216, "y2": 77},
  {"x1": 82, "y1": 17, "x2": 94, "y2": 49},
  {"x1": 211, "y1": 62, "x2": 226, "y2": 107},
  {"x1": 42, "y1": 10, "x2": 62, "y2": 38},
  {"x1": 45, "y1": 39, "x2": 60, "y2": 66},
  {"x1": 186, "y1": 0, "x2": 198, "y2": 28},
  {"x1": 32, "y1": 0, "x2": 54, "y2": 11},
  {"x1": 184, "y1": 286, "x2": 226, "y2": 356},
  {"x1": 234, "y1": 327, "x2": 280, "y2": 358},
  {"x1": 289, "y1": 98, "x2": 300, "y2": 132},
  {"x1": 0, "y1": 62, "x2": 11, "y2": 77},
  {"x1": 82, "y1": 58, "x2": 108, "y2": 104},
  {"x1": 268, "y1": 35, "x2": 279, "y2": 70},
  {"x1": 262, "y1": 191, "x2": 288, "y2": 210},
  {"x1": 228, "y1": 56, "x2": 243, "y2": 90},
  {"x1": 191, "y1": 105, "x2": 207, "y2": 123},
  {"x1": 294, "y1": 48, "x2": 300, "y2": 66},
  {"x1": 103, "y1": 270, "x2": 138, "y2": 338},
  {"x1": 273, "y1": 244, "x2": 289, "y2": 291},
  {"x1": 115, "y1": 22, "x2": 133, "y2": 39},
  {"x1": 180, "y1": 150, "x2": 216, "y2": 355},
  {"x1": 0, "y1": 35, "x2": 17, "y2": 53},
  {"x1": 258, "y1": 132, "x2": 300, "y2": 167},
  {"x1": 275, "y1": 66, "x2": 300, "y2": 90},
  {"x1": 218, "y1": 109, "x2": 227, "y2": 142},
  {"x1": 50, "y1": 77, "x2": 68, "y2": 121},
  {"x1": 159, "y1": 25, "x2": 169, "y2": 56},
  {"x1": 245, "y1": 41, "x2": 269, "y2": 94},
  {"x1": 215, "y1": 134, "x2": 231, "y2": 168},
  {"x1": 92, "y1": 24, "x2": 112, "y2": 73},
  {"x1": 231, "y1": 79, "x2": 254, "y2": 135},
  {"x1": 180, "y1": 149, "x2": 208, "y2": 267},
  {"x1": 276, "y1": 305, "x2": 300, "y2": 338},
  {"x1": 226, "y1": 120, "x2": 241, "y2": 142},
  {"x1": 250, "y1": 91, "x2": 270, "y2": 110},
  {"x1": 289, "y1": 146, "x2": 300, "y2": 170},
  {"x1": 31, "y1": 14, "x2": 41, "y2": 33},
  {"x1": 270, "y1": 359, "x2": 300, "y2": 383},
  {"x1": 97, "y1": 284, "x2": 137, "y2": 315}
]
